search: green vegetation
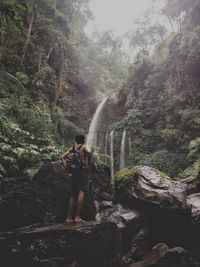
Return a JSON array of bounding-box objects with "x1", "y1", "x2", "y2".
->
[
  {"x1": 114, "y1": 167, "x2": 138, "y2": 181},
  {"x1": 108, "y1": 0, "x2": 200, "y2": 178},
  {"x1": 0, "y1": 0, "x2": 200, "y2": 180}
]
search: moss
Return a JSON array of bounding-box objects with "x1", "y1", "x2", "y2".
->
[
  {"x1": 158, "y1": 170, "x2": 167, "y2": 180},
  {"x1": 114, "y1": 166, "x2": 138, "y2": 181}
]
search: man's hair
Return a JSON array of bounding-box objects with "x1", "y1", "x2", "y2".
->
[{"x1": 75, "y1": 134, "x2": 85, "y2": 144}]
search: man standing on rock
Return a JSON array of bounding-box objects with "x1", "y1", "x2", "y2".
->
[{"x1": 60, "y1": 134, "x2": 91, "y2": 223}]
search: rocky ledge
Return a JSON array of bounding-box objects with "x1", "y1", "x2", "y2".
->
[
  {"x1": 0, "y1": 221, "x2": 121, "y2": 267},
  {"x1": 1, "y1": 163, "x2": 200, "y2": 267}
]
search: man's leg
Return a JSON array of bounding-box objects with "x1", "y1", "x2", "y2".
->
[
  {"x1": 74, "y1": 190, "x2": 85, "y2": 222},
  {"x1": 66, "y1": 195, "x2": 75, "y2": 222}
]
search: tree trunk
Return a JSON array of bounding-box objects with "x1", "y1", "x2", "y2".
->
[
  {"x1": 20, "y1": 11, "x2": 35, "y2": 66},
  {"x1": 55, "y1": 37, "x2": 65, "y2": 105},
  {"x1": 166, "y1": 16, "x2": 175, "y2": 32}
]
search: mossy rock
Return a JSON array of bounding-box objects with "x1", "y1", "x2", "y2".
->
[
  {"x1": 113, "y1": 167, "x2": 140, "y2": 205},
  {"x1": 114, "y1": 166, "x2": 139, "y2": 181},
  {"x1": 88, "y1": 161, "x2": 112, "y2": 200},
  {"x1": 114, "y1": 166, "x2": 188, "y2": 212}
]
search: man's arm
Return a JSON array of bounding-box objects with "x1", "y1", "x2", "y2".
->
[{"x1": 59, "y1": 150, "x2": 70, "y2": 169}]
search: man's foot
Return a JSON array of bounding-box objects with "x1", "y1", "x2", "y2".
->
[
  {"x1": 74, "y1": 217, "x2": 85, "y2": 223},
  {"x1": 65, "y1": 218, "x2": 74, "y2": 223}
]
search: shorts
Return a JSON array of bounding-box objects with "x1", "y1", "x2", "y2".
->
[{"x1": 71, "y1": 168, "x2": 89, "y2": 196}]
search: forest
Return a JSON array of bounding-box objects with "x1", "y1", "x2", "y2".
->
[{"x1": 1, "y1": 0, "x2": 200, "y2": 267}]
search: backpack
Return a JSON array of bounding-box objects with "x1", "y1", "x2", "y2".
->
[{"x1": 64, "y1": 145, "x2": 83, "y2": 171}]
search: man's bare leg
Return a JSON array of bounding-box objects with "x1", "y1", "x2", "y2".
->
[
  {"x1": 66, "y1": 196, "x2": 75, "y2": 222},
  {"x1": 74, "y1": 190, "x2": 85, "y2": 222}
]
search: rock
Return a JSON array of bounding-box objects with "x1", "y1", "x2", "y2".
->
[
  {"x1": 185, "y1": 193, "x2": 200, "y2": 223},
  {"x1": 114, "y1": 166, "x2": 188, "y2": 212},
  {"x1": 181, "y1": 176, "x2": 200, "y2": 195},
  {"x1": 0, "y1": 221, "x2": 121, "y2": 267},
  {"x1": 89, "y1": 161, "x2": 112, "y2": 200},
  {"x1": 113, "y1": 166, "x2": 197, "y2": 249},
  {"x1": 129, "y1": 243, "x2": 191, "y2": 267},
  {"x1": 181, "y1": 176, "x2": 197, "y2": 185},
  {"x1": 95, "y1": 200, "x2": 113, "y2": 213},
  {"x1": 96, "y1": 203, "x2": 140, "y2": 228},
  {"x1": 96, "y1": 203, "x2": 149, "y2": 261},
  {"x1": 0, "y1": 161, "x2": 111, "y2": 231}
]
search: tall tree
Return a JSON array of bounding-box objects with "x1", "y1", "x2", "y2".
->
[{"x1": 128, "y1": 9, "x2": 167, "y2": 54}]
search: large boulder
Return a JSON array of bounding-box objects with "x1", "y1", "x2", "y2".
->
[
  {"x1": 114, "y1": 166, "x2": 188, "y2": 212},
  {"x1": 0, "y1": 221, "x2": 121, "y2": 267},
  {"x1": 113, "y1": 166, "x2": 195, "y2": 248},
  {"x1": 0, "y1": 161, "x2": 112, "y2": 231}
]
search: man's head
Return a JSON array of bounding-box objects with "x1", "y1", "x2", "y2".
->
[{"x1": 75, "y1": 134, "x2": 85, "y2": 144}]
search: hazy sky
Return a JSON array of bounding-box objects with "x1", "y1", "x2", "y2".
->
[{"x1": 85, "y1": 0, "x2": 165, "y2": 37}]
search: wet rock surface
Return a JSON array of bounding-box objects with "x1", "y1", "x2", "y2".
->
[{"x1": 114, "y1": 166, "x2": 188, "y2": 212}]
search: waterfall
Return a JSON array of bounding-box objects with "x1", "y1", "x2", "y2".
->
[
  {"x1": 104, "y1": 131, "x2": 109, "y2": 164},
  {"x1": 110, "y1": 130, "x2": 114, "y2": 177},
  {"x1": 128, "y1": 136, "x2": 132, "y2": 157},
  {"x1": 120, "y1": 128, "x2": 127, "y2": 170},
  {"x1": 86, "y1": 97, "x2": 108, "y2": 147},
  {"x1": 94, "y1": 133, "x2": 98, "y2": 151}
]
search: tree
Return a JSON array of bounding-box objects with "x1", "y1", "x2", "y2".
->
[
  {"x1": 129, "y1": 9, "x2": 167, "y2": 54},
  {"x1": 162, "y1": 0, "x2": 197, "y2": 30}
]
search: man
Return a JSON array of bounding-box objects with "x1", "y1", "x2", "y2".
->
[{"x1": 60, "y1": 134, "x2": 91, "y2": 223}]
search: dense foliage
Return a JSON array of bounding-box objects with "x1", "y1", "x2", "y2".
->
[
  {"x1": 113, "y1": 0, "x2": 200, "y2": 177},
  {"x1": 0, "y1": 0, "x2": 200, "y2": 179}
]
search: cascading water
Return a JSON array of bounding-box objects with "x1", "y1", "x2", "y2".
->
[
  {"x1": 86, "y1": 97, "x2": 108, "y2": 147},
  {"x1": 120, "y1": 128, "x2": 127, "y2": 170},
  {"x1": 109, "y1": 130, "x2": 114, "y2": 177},
  {"x1": 104, "y1": 131, "x2": 109, "y2": 164},
  {"x1": 129, "y1": 136, "x2": 132, "y2": 157}
]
